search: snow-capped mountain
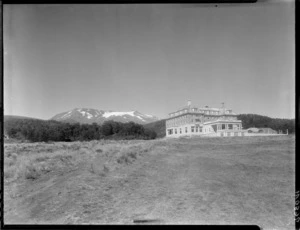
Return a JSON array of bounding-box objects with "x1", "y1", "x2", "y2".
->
[{"x1": 50, "y1": 108, "x2": 159, "y2": 124}]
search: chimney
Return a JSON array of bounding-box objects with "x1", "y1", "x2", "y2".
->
[
  {"x1": 187, "y1": 100, "x2": 191, "y2": 107},
  {"x1": 221, "y1": 102, "x2": 226, "y2": 114}
]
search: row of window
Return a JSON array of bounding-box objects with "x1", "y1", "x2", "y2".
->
[
  {"x1": 220, "y1": 132, "x2": 245, "y2": 136},
  {"x1": 167, "y1": 123, "x2": 242, "y2": 135},
  {"x1": 170, "y1": 110, "x2": 218, "y2": 117},
  {"x1": 169, "y1": 109, "x2": 234, "y2": 117},
  {"x1": 167, "y1": 126, "x2": 203, "y2": 135},
  {"x1": 167, "y1": 115, "x2": 218, "y2": 127},
  {"x1": 167, "y1": 115, "x2": 238, "y2": 126},
  {"x1": 167, "y1": 115, "x2": 192, "y2": 127},
  {"x1": 218, "y1": 124, "x2": 241, "y2": 130}
]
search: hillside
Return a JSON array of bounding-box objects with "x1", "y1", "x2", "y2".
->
[
  {"x1": 143, "y1": 119, "x2": 166, "y2": 138},
  {"x1": 237, "y1": 114, "x2": 295, "y2": 133},
  {"x1": 4, "y1": 115, "x2": 45, "y2": 122}
]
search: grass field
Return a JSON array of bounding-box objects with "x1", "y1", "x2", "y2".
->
[{"x1": 4, "y1": 135, "x2": 295, "y2": 229}]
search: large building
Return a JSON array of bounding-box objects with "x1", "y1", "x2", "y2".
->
[{"x1": 166, "y1": 101, "x2": 246, "y2": 138}]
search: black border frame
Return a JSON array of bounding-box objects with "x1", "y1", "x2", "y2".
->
[{"x1": 1, "y1": 1, "x2": 296, "y2": 230}]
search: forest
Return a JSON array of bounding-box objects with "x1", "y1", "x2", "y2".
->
[{"x1": 4, "y1": 117, "x2": 157, "y2": 142}]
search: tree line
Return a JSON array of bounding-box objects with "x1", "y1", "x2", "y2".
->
[
  {"x1": 237, "y1": 114, "x2": 295, "y2": 133},
  {"x1": 4, "y1": 117, "x2": 157, "y2": 142}
]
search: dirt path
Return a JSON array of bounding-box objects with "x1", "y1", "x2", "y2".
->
[{"x1": 4, "y1": 137, "x2": 295, "y2": 229}]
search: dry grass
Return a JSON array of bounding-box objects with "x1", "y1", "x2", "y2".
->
[
  {"x1": 4, "y1": 135, "x2": 295, "y2": 229},
  {"x1": 4, "y1": 139, "x2": 161, "y2": 183}
]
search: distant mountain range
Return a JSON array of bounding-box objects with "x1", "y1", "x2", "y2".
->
[{"x1": 50, "y1": 108, "x2": 159, "y2": 124}]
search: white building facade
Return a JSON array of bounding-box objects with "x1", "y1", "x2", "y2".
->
[{"x1": 166, "y1": 102, "x2": 246, "y2": 138}]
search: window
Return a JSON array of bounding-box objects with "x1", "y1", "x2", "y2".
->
[
  {"x1": 195, "y1": 119, "x2": 200, "y2": 122},
  {"x1": 196, "y1": 127, "x2": 198, "y2": 132},
  {"x1": 175, "y1": 129, "x2": 177, "y2": 134},
  {"x1": 180, "y1": 128, "x2": 182, "y2": 134},
  {"x1": 228, "y1": 124, "x2": 233, "y2": 129},
  {"x1": 185, "y1": 127, "x2": 188, "y2": 133},
  {"x1": 191, "y1": 126, "x2": 195, "y2": 132},
  {"x1": 227, "y1": 132, "x2": 231, "y2": 136},
  {"x1": 200, "y1": 128, "x2": 203, "y2": 132},
  {"x1": 222, "y1": 124, "x2": 226, "y2": 130},
  {"x1": 168, "y1": 129, "x2": 173, "y2": 135}
]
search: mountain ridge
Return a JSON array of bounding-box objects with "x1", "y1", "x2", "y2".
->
[{"x1": 50, "y1": 108, "x2": 159, "y2": 124}]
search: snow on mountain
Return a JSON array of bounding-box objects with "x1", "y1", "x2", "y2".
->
[
  {"x1": 61, "y1": 110, "x2": 72, "y2": 119},
  {"x1": 51, "y1": 108, "x2": 158, "y2": 124},
  {"x1": 78, "y1": 109, "x2": 93, "y2": 119},
  {"x1": 145, "y1": 114, "x2": 154, "y2": 117},
  {"x1": 102, "y1": 111, "x2": 135, "y2": 118}
]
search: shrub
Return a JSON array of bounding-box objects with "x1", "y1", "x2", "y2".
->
[
  {"x1": 70, "y1": 144, "x2": 80, "y2": 151},
  {"x1": 35, "y1": 155, "x2": 50, "y2": 162},
  {"x1": 24, "y1": 164, "x2": 41, "y2": 180},
  {"x1": 117, "y1": 155, "x2": 131, "y2": 164},
  {"x1": 128, "y1": 151, "x2": 137, "y2": 159}
]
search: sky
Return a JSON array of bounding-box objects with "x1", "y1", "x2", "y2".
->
[{"x1": 4, "y1": 1, "x2": 295, "y2": 120}]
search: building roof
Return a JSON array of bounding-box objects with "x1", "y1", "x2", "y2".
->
[
  {"x1": 258, "y1": 128, "x2": 277, "y2": 133},
  {"x1": 169, "y1": 107, "x2": 235, "y2": 115},
  {"x1": 258, "y1": 127, "x2": 275, "y2": 131},
  {"x1": 247, "y1": 127, "x2": 277, "y2": 133},
  {"x1": 203, "y1": 119, "x2": 242, "y2": 125},
  {"x1": 247, "y1": 128, "x2": 260, "y2": 132}
]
